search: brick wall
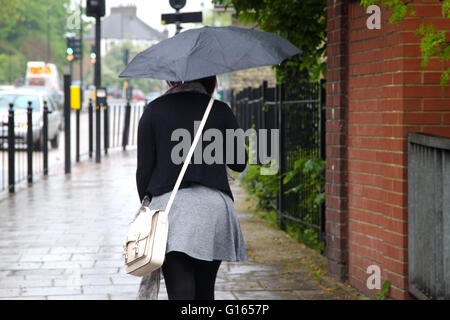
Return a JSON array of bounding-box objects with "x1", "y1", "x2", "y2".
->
[
  {"x1": 326, "y1": 0, "x2": 349, "y2": 281},
  {"x1": 327, "y1": 0, "x2": 450, "y2": 299}
]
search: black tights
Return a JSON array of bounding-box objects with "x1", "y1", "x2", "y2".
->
[{"x1": 162, "y1": 251, "x2": 221, "y2": 300}]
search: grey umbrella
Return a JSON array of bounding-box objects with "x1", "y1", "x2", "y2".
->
[{"x1": 119, "y1": 26, "x2": 300, "y2": 81}]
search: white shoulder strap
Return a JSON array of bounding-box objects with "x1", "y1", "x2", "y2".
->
[{"x1": 164, "y1": 95, "x2": 215, "y2": 215}]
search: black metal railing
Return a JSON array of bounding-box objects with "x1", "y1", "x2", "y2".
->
[
  {"x1": 0, "y1": 102, "x2": 51, "y2": 194},
  {"x1": 234, "y1": 79, "x2": 326, "y2": 247},
  {"x1": 1, "y1": 97, "x2": 145, "y2": 195},
  {"x1": 408, "y1": 132, "x2": 450, "y2": 300},
  {"x1": 107, "y1": 102, "x2": 145, "y2": 151},
  {"x1": 72, "y1": 99, "x2": 145, "y2": 161}
]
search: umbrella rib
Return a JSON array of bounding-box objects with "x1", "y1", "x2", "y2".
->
[
  {"x1": 182, "y1": 30, "x2": 205, "y2": 80},
  {"x1": 210, "y1": 31, "x2": 230, "y2": 70}
]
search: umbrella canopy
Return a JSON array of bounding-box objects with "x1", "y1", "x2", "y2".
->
[{"x1": 119, "y1": 26, "x2": 300, "y2": 81}]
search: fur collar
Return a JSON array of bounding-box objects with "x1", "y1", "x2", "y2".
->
[{"x1": 163, "y1": 82, "x2": 209, "y2": 96}]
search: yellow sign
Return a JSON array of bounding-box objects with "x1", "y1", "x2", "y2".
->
[
  {"x1": 70, "y1": 85, "x2": 81, "y2": 110},
  {"x1": 30, "y1": 65, "x2": 52, "y2": 74},
  {"x1": 30, "y1": 67, "x2": 43, "y2": 74},
  {"x1": 124, "y1": 81, "x2": 128, "y2": 89}
]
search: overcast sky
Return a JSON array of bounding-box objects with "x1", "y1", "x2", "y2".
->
[{"x1": 103, "y1": 0, "x2": 214, "y2": 37}]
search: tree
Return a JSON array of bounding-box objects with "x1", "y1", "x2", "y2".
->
[
  {"x1": 360, "y1": 0, "x2": 450, "y2": 85},
  {"x1": 201, "y1": 8, "x2": 233, "y2": 27},
  {"x1": 0, "y1": 0, "x2": 71, "y2": 84},
  {"x1": 212, "y1": 0, "x2": 327, "y2": 84}
]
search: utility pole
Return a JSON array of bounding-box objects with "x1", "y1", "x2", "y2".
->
[
  {"x1": 95, "y1": 15, "x2": 101, "y2": 163},
  {"x1": 80, "y1": 0, "x2": 84, "y2": 108},
  {"x1": 76, "y1": 1, "x2": 84, "y2": 163},
  {"x1": 175, "y1": 8, "x2": 181, "y2": 35},
  {"x1": 86, "y1": 0, "x2": 105, "y2": 163}
]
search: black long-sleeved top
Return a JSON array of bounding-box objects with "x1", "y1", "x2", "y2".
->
[{"x1": 136, "y1": 91, "x2": 248, "y2": 203}]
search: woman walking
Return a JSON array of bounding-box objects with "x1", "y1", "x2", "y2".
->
[{"x1": 135, "y1": 76, "x2": 249, "y2": 300}]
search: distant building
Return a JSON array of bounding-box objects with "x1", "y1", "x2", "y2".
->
[{"x1": 85, "y1": 5, "x2": 168, "y2": 55}]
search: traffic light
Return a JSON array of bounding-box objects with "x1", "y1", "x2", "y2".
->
[
  {"x1": 86, "y1": 0, "x2": 105, "y2": 17},
  {"x1": 66, "y1": 39, "x2": 74, "y2": 62},
  {"x1": 90, "y1": 45, "x2": 97, "y2": 64},
  {"x1": 66, "y1": 36, "x2": 81, "y2": 62}
]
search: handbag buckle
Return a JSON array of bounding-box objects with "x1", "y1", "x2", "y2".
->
[{"x1": 133, "y1": 232, "x2": 141, "y2": 256}]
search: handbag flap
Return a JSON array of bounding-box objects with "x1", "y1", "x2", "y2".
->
[{"x1": 124, "y1": 207, "x2": 160, "y2": 265}]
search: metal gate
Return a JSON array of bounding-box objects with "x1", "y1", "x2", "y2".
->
[
  {"x1": 234, "y1": 80, "x2": 326, "y2": 246},
  {"x1": 408, "y1": 132, "x2": 450, "y2": 299}
]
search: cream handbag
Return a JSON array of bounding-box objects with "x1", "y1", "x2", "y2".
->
[{"x1": 123, "y1": 95, "x2": 215, "y2": 277}]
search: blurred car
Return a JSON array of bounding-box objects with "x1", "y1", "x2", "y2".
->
[
  {"x1": 107, "y1": 87, "x2": 122, "y2": 99},
  {"x1": 0, "y1": 89, "x2": 62, "y2": 150},
  {"x1": 21, "y1": 85, "x2": 63, "y2": 109},
  {"x1": 21, "y1": 86, "x2": 64, "y2": 130},
  {"x1": 145, "y1": 91, "x2": 162, "y2": 103},
  {"x1": 0, "y1": 85, "x2": 15, "y2": 91},
  {"x1": 132, "y1": 89, "x2": 145, "y2": 101}
]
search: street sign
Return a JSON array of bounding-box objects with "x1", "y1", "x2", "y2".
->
[
  {"x1": 161, "y1": 12, "x2": 203, "y2": 25},
  {"x1": 170, "y1": 0, "x2": 186, "y2": 10}
]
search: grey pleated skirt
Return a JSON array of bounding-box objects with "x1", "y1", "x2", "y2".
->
[{"x1": 137, "y1": 183, "x2": 249, "y2": 300}]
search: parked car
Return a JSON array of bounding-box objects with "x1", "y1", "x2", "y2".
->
[
  {"x1": 107, "y1": 87, "x2": 122, "y2": 99},
  {"x1": 0, "y1": 89, "x2": 62, "y2": 150},
  {"x1": 132, "y1": 89, "x2": 145, "y2": 101},
  {"x1": 21, "y1": 86, "x2": 64, "y2": 127},
  {"x1": 0, "y1": 85, "x2": 15, "y2": 91}
]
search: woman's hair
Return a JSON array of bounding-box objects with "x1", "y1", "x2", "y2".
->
[{"x1": 166, "y1": 75, "x2": 217, "y2": 95}]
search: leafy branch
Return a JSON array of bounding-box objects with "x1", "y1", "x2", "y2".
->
[{"x1": 212, "y1": 0, "x2": 327, "y2": 83}]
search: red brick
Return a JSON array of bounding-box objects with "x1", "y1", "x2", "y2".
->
[
  {"x1": 393, "y1": 72, "x2": 422, "y2": 85},
  {"x1": 403, "y1": 86, "x2": 442, "y2": 98},
  {"x1": 444, "y1": 114, "x2": 450, "y2": 124},
  {"x1": 412, "y1": 4, "x2": 444, "y2": 18},
  {"x1": 326, "y1": 219, "x2": 348, "y2": 238},
  {"x1": 423, "y1": 72, "x2": 445, "y2": 84},
  {"x1": 404, "y1": 112, "x2": 441, "y2": 124},
  {"x1": 326, "y1": 195, "x2": 348, "y2": 211},
  {"x1": 422, "y1": 126, "x2": 450, "y2": 138},
  {"x1": 325, "y1": 207, "x2": 348, "y2": 224},
  {"x1": 326, "y1": 145, "x2": 346, "y2": 158},
  {"x1": 423, "y1": 99, "x2": 450, "y2": 111}
]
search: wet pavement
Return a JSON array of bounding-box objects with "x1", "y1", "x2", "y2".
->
[{"x1": 0, "y1": 149, "x2": 361, "y2": 300}]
